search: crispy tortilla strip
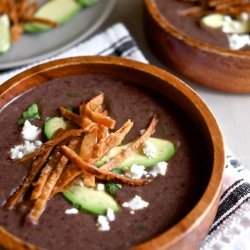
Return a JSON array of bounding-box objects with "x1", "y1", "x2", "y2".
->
[
  {"x1": 92, "y1": 119, "x2": 133, "y2": 160},
  {"x1": 27, "y1": 138, "x2": 80, "y2": 222},
  {"x1": 82, "y1": 117, "x2": 98, "y2": 132},
  {"x1": 5, "y1": 129, "x2": 83, "y2": 210},
  {"x1": 52, "y1": 120, "x2": 133, "y2": 193},
  {"x1": 0, "y1": 226, "x2": 42, "y2": 250},
  {"x1": 80, "y1": 129, "x2": 98, "y2": 187},
  {"x1": 79, "y1": 103, "x2": 86, "y2": 117},
  {"x1": 22, "y1": 16, "x2": 58, "y2": 27},
  {"x1": 85, "y1": 94, "x2": 116, "y2": 129},
  {"x1": 61, "y1": 146, "x2": 152, "y2": 186},
  {"x1": 97, "y1": 125, "x2": 108, "y2": 143},
  {"x1": 30, "y1": 150, "x2": 61, "y2": 200},
  {"x1": 101, "y1": 114, "x2": 158, "y2": 171},
  {"x1": 59, "y1": 107, "x2": 83, "y2": 127},
  {"x1": 4, "y1": 146, "x2": 53, "y2": 210},
  {"x1": 51, "y1": 164, "x2": 81, "y2": 197},
  {"x1": 16, "y1": 129, "x2": 83, "y2": 164}
]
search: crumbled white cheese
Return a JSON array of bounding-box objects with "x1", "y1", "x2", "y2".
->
[
  {"x1": 65, "y1": 208, "x2": 79, "y2": 215},
  {"x1": 150, "y1": 162, "x2": 168, "y2": 177},
  {"x1": 10, "y1": 140, "x2": 42, "y2": 160},
  {"x1": 220, "y1": 14, "x2": 250, "y2": 50},
  {"x1": 97, "y1": 215, "x2": 110, "y2": 231},
  {"x1": 122, "y1": 195, "x2": 149, "y2": 212},
  {"x1": 227, "y1": 34, "x2": 250, "y2": 50},
  {"x1": 96, "y1": 208, "x2": 116, "y2": 231},
  {"x1": 22, "y1": 120, "x2": 41, "y2": 141},
  {"x1": 97, "y1": 183, "x2": 105, "y2": 191},
  {"x1": 106, "y1": 208, "x2": 115, "y2": 222},
  {"x1": 143, "y1": 141, "x2": 156, "y2": 159},
  {"x1": 125, "y1": 164, "x2": 147, "y2": 179}
]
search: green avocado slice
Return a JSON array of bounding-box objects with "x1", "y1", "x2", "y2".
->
[
  {"x1": 44, "y1": 117, "x2": 68, "y2": 139},
  {"x1": 24, "y1": 0, "x2": 81, "y2": 33},
  {"x1": 63, "y1": 185, "x2": 120, "y2": 215},
  {"x1": 95, "y1": 137, "x2": 175, "y2": 169}
]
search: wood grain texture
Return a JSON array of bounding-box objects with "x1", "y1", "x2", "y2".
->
[
  {"x1": 144, "y1": 0, "x2": 250, "y2": 93},
  {"x1": 0, "y1": 56, "x2": 224, "y2": 249}
]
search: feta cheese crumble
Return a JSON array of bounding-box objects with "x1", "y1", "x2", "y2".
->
[
  {"x1": 96, "y1": 208, "x2": 116, "y2": 231},
  {"x1": 106, "y1": 208, "x2": 115, "y2": 222},
  {"x1": 22, "y1": 120, "x2": 41, "y2": 141},
  {"x1": 221, "y1": 14, "x2": 250, "y2": 50},
  {"x1": 97, "y1": 183, "x2": 105, "y2": 191},
  {"x1": 227, "y1": 34, "x2": 250, "y2": 50},
  {"x1": 65, "y1": 208, "x2": 79, "y2": 215},
  {"x1": 122, "y1": 195, "x2": 149, "y2": 213},
  {"x1": 143, "y1": 141, "x2": 156, "y2": 158},
  {"x1": 125, "y1": 164, "x2": 147, "y2": 179},
  {"x1": 150, "y1": 162, "x2": 168, "y2": 177},
  {"x1": 97, "y1": 215, "x2": 110, "y2": 231},
  {"x1": 10, "y1": 140, "x2": 42, "y2": 160}
]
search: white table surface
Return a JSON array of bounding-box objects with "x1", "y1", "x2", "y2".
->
[{"x1": 100, "y1": 0, "x2": 250, "y2": 169}]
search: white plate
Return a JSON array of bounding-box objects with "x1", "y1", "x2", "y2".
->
[{"x1": 0, "y1": 0, "x2": 116, "y2": 70}]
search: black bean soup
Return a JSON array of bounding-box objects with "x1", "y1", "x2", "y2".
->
[{"x1": 0, "y1": 75, "x2": 211, "y2": 250}]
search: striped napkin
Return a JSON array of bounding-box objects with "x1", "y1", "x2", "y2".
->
[{"x1": 0, "y1": 23, "x2": 249, "y2": 250}]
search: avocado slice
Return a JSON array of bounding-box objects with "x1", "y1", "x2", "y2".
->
[
  {"x1": 63, "y1": 185, "x2": 120, "y2": 215},
  {"x1": 95, "y1": 138, "x2": 175, "y2": 169},
  {"x1": 0, "y1": 14, "x2": 11, "y2": 54},
  {"x1": 24, "y1": 0, "x2": 81, "y2": 33},
  {"x1": 44, "y1": 117, "x2": 68, "y2": 139}
]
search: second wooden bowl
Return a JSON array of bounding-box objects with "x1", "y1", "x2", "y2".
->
[{"x1": 144, "y1": 0, "x2": 250, "y2": 93}]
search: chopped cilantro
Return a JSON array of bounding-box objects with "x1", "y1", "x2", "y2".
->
[
  {"x1": 64, "y1": 106, "x2": 74, "y2": 112},
  {"x1": 112, "y1": 168, "x2": 123, "y2": 174},
  {"x1": 105, "y1": 182, "x2": 122, "y2": 195},
  {"x1": 67, "y1": 92, "x2": 78, "y2": 98},
  {"x1": 18, "y1": 103, "x2": 41, "y2": 125}
]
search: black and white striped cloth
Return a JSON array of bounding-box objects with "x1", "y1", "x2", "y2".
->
[{"x1": 1, "y1": 23, "x2": 250, "y2": 250}]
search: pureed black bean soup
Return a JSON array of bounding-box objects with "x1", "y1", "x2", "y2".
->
[
  {"x1": 0, "y1": 75, "x2": 211, "y2": 250},
  {"x1": 156, "y1": 0, "x2": 250, "y2": 50}
]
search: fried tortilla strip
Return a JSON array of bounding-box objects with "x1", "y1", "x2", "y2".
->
[
  {"x1": 97, "y1": 125, "x2": 108, "y2": 143},
  {"x1": 85, "y1": 94, "x2": 116, "y2": 129},
  {"x1": 27, "y1": 138, "x2": 80, "y2": 222},
  {"x1": 53, "y1": 120, "x2": 133, "y2": 193},
  {"x1": 59, "y1": 107, "x2": 83, "y2": 127},
  {"x1": 16, "y1": 129, "x2": 83, "y2": 164},
  {"x1": 5, "y1": 130, "x2": 83, "y2": 209},
  {"x1": 4, "y1": 145, "x2": 52, "y2": 210},
  {"x1": 79, "y1": 103, "x2": 86, "y2": 117},
  {"x1": 0, "y1": 226, "x2": 42, "y2": 250},
  {"x1": 92, "y1": 119, "x2": 133, "y2": 160},
  {"x1": 82, "y1": 117, "x2": 98, "y2": 132},
  {"x1": 30, "y1": 150, "x2": 61, "y2": 200},
  {"x1": 61, "y1": 146, "x2": 152, "y2": 186},
  {"x1": 51, "y1": 164, "x2": 80, "y2": 196},
  {"x1": 101, "y1": 114, "x2": 158, "y2": 171},
  {"x1": 80, "y1": 129, "x2": 98, "y2": 187},
  {"x1": 22, "y1": 16, "x2": 58, "y2": 27}
]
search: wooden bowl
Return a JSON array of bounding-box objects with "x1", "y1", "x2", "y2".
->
[
  {"x1": 0, "y1": 56, "x2": 224, "y2": 249},
  {"x1": 144, "y1": 0, "x2": 250, "y2": 93}
]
